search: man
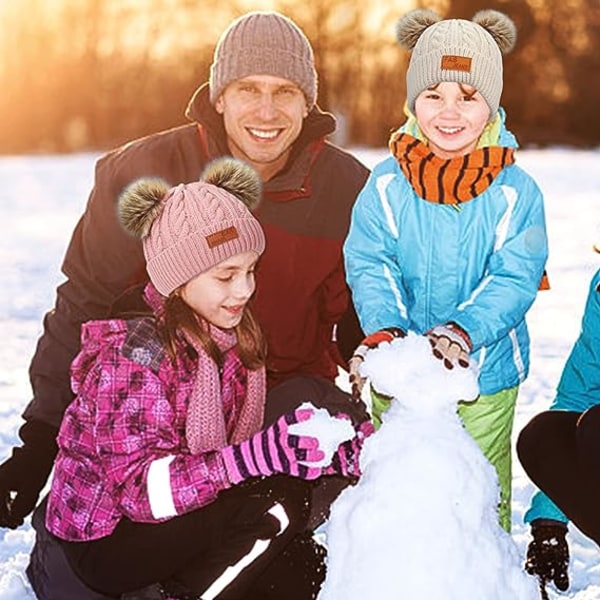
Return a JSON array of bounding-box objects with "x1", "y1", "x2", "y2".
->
[{"x1": 0, "y1": 11, "x2": 369, "y2": 599}]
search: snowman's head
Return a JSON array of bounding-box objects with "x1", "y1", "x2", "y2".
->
[{"x1": 360, "y1": 332, "x2": 479, "y2": 413}]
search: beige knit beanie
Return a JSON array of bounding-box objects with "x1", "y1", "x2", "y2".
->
[
  {"x1": 209, "y1": 11, "x2": 317, "y2": 108},
  {"x1": 396, "y1": 9, "x2": 517, "y2": 118},
  {"x1": 118, "y1": 159, "x2": 265, "y2": 297}
]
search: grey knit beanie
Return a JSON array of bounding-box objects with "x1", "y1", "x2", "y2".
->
[
  {"x1": 396, "y1": 9, "x2": 517, "y2": 118},
  {"x1": 209, "y1": 11, "x2": 317, "y2": 108},
  {"x1": 118, "y1": 159, "x2": 265, "y2": 297}
]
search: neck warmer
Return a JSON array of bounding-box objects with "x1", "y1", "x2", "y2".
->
[
  {"x1": 183, "y1": 324, "x2": 265, "y2": 454},
  {"x1": 389, "y1": 132, "x2": 515, "y2": 205}
]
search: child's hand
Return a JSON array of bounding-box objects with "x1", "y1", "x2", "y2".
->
[
  {"x1": 323, "y1": 419, "x2": 375, "y2": 479},
  {"x1": 349, "y1": 328, "x2": 406, "y2": 400},
  {"x1": 220, "y1": 407, "x2": 326, "y2": 484},
  {"x1": 426, "y1": 323, "x2": 471, "y2": 370}
]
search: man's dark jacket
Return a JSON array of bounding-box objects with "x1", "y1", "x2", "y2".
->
[{"x1": 24, "y1": 82, "x2": 369, "y2": 430}]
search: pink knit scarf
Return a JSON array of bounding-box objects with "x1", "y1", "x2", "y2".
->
[{"x1": 183, "y1": 324, "x2": 266, "y2": 454}]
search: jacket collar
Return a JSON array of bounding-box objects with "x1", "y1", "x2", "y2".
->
[{"x1": 143, "y1": 282, "x2": 167, "y2": 316}]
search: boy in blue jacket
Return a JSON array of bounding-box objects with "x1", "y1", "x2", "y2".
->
[
  {"x1": 518, "y1": 267, "x2": 600, "y2": 596},
  {"x1": 344, "y1": 8, "x2": 548, "y2": 532}
]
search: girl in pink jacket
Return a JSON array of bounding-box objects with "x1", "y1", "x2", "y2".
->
[{"x1": 45, "y1": 158, "x2": 361, "y2": 600}]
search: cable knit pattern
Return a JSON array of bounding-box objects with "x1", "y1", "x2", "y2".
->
[
  {"x1": 144, "y1": 183, "x2": 265, "y2": 296},
  {"x1": 183, "y1": 325, "x2": 265, "y2": 454},
  {"x1": 404, "y1": 18, "x2": 504, "y2": 116}
]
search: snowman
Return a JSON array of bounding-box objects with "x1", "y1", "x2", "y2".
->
[{"x1": 318, "y1": 332, "x2": 537, "y2": 600}]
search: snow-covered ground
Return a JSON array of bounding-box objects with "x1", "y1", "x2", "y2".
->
[{"x1": 1, "y1": 146, "x2": 599, "y2": 598}]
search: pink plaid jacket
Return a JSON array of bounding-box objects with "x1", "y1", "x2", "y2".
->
[{"x1": 46, "y1": 314, "x2": 231, "y2": 542}]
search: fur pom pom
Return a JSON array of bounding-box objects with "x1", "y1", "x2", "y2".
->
[
  {"x1": 118, "y1": 178, "x2": 170, "y2": 238},
  {"x1": 396, "y1": 9, "x2": 441, "y2": 50},
  {"x1": 201, "y1": 158, "x2": 262, "y2": 211},
  {"x1": 473, "y1": 10, "x2": 517, "y2": 54}
]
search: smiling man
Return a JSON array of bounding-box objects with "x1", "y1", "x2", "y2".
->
[
  {"x1": 215, "y1": 75, "x2": 309, "y2": 181},
  {"x1": 1, "y1": 11, "x2": 370, "y2": 600}
]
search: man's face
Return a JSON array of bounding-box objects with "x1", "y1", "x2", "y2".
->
[{"x1": 215, "y1": 75, "x2": 309, "y2": 182}]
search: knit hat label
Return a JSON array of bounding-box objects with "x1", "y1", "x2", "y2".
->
[
  {"x1": 441, "y1": 55, "x2": 472, "y2": 73},
  {"x1": 206, "y1": 226, "x2": 239, "y2": 249},
  {"x1": 145, "y1": 186, "x2": 264, "y2": 296}
]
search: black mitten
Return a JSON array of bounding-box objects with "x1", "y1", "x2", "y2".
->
[
  {"x1": 0, "y1": 420, "x2": 58, "y2": 528},
  {"x1": 525, "y1": 519, "x2": 569, "y2": 593}
]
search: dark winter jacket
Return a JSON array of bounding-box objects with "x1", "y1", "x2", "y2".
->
[{"x1": 23, "y1": 82, "x2": 369, "y2": 432}]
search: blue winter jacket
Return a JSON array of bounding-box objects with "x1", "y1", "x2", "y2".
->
[
  {"x1": 344, "y1": 116, "x2": 548, "y2": 396},
  {"x1": 525, "y1": 268, "x2": 600, "y2": 523}
]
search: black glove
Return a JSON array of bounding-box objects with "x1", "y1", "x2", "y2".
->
[
  {"x1": 0, "y1": 420, "x2": 58, "y2": 529},
  {"x1": 525, "y1": 519, "x2": 569, "y2": 595}
]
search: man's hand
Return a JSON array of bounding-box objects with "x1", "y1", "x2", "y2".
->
[
  {"x1": 349, "y1": 327, "x2": 405, "y2": 401},
  {"x1": 525, "y1": 519, "x2": 569, "y2": 597},
  {"x1": 0, "y1": 421, "x2": 58, "y2": 529},
  {"x1": 0, "y1": 453, "x2": 42, "y2": 529}
]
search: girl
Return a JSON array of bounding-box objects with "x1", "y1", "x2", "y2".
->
[
  {"x1": 344, "y1": 9, "x2": 548, "y2": 532},
  {"x1": 45, "y1": 158, "x2": 358, "y2": 600}
]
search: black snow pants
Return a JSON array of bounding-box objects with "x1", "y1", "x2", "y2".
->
[{"x1": 517, "y1": 405, "x2": 600, "y2": 546}]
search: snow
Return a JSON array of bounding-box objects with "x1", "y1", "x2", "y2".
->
[
  {"x1": 320, "y1": 333, "x2": 536, "y2": 599},
  {"x1": 288, "y1": 403, "x2": 356, "y2": 468},
  {"x1": 1, "y1": 146, "x2": 600, "y2": 599}
]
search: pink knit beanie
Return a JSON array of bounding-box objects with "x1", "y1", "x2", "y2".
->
[{"x1": 118, "y1": 159, "x2": 265, "y2": 296}]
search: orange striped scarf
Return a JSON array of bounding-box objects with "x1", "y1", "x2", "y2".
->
[
  {"x1": 389, "y1": 131, "x2": 515, "y2": 205},
  {"x1": 389, "y1": 131, "x2": 549, "y2": 290}
]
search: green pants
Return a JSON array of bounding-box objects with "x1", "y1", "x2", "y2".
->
[{"x1": 371, "y1": 386, "x2": 518, "y2": 532}]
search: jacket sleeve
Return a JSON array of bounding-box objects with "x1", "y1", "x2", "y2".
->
[
  {"x1": 524, "y1": 490, "x2": 568, "y2": 524},
  {"x1": 336, "y1": 300, "x2": 365, "y2": 364},
  {"x1": 76, "y1": 346, "x2": 230, "y2": 523},
  {"x1": 550, "y1": 269, "x2": 600, "y2": 413},
  {"x1": 344, "y1": 168, "x2": 411, "y2": 335},
  {"x1": 320, "y1": 255, "x2": 363, "y2": 368},
  {"x1": 23, "y1": 128, "x2": 204, "y2": 430},
  {"x1": 449, "y1": 175, "x2": 549, "y2": 350},
  {"x1": 23, "y1": 153, "x2": 147, "y2": 429}
]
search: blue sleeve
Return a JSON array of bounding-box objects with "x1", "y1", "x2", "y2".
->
[
  {"x1": 451, "y1": 174, "x2": 548, "y2": 351},
  {"x1": 524, "y1": 490, "x2": 568, "y2": 524},
  {"x1": 343, "y1": 165, "x2": 410, "y2": 335},
  {"x1": 551, "y1": 269, "x2": 600, "y2": 412}
]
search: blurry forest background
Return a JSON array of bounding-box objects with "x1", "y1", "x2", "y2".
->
[{"x1": 1, "y1": 0, "x2": 598, "y2": 154}]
